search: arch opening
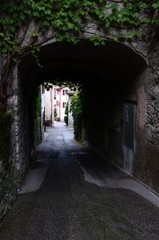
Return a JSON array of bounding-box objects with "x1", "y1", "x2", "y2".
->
[{"x1": 17, "y1": 39, "x2": 146, "y2": 179}]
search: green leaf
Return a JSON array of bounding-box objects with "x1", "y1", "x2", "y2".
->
[
  {"x1": 90, "y1": 35, "x2": 105, "y2": 46},
  {"x1": 79, "y1": 9, "x2": 88, "y2": 16},
  {"x1": 29, "y1": 32, "x2": 39, "y2": 37},
  {"x1": 141, "y1": 18, "x2": 151, "y2": 24},
  {"x1": 152, "y1": 2, "x2": 159, "y2": 9},
  {"x1": 105, "y1": 19, "x2": 110, "y2": 28},
  {"x1": 139, "y1": 2, "x2": 148, "y2": 9}
]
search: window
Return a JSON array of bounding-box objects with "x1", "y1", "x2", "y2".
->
[
  {"x1": 63, "y1": 89, "x2": 68, "y2": 95},
  {"x1": 63, "y1": 102, "x2": 66, "y2": 108},
  {"x1": 54, "y1": 89, "x2": 56, "y2": 99}
]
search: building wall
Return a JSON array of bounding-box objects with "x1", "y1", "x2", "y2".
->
[
  {"x1": 44, "y1": 86, "x2": 54, "y2": 126},
  {"x1": 41, "y1": 85, "x2": 70, "y2": 125},
  {"x1": 54, "y1": 86, "x2": 69, "y2": 121},
  {"x1": 40, "y1": 85, "x2": 45, "y2": 140},
  {"x1": 67, "y1": 91, "x2": 74, "y2": 128}
]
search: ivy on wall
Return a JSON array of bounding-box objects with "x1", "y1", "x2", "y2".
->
[
  {"x1": 34, "y1": 86, "x2": 42, "y2": 147},
  {"x1": 0, "y1": 0, "x2": 159, "y2": 95},
  {"x1": 0, "y1": 1, "x2": 159, "y2": 53},
  {"x1": 70, "y1": 88, "x2": 86, "y2": 142}
]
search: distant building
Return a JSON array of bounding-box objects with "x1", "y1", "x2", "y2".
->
[
  {"x1": 44, "y1": 85, "x2": 54, "y2": 126},
  {"x1": 41, "y1": 85, "x2": 71, "y2": 129},
  {"x1": 54, "y1": 86, "x2": 69, "y2": 121},
  {"x1": 67, "y1": 90, "x2": 74, "y2": 128}
]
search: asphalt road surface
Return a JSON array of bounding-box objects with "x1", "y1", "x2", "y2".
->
[{"x1": 0, "y1": 121, "x2": 159, "y2": 240}]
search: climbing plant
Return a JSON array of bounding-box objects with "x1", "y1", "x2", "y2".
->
[
  {"x1": 64, "y1": 102, "x2": 68, "y2": 126},
  {"x1": 34, "y1": 86, "x2": 42, "y2": 146},
  {"x1": 0, "y1": 0, "x2": 159, "y2": 97},
  {"x1": 70, "y1": 88, "x2": 84, "y2": 141}
]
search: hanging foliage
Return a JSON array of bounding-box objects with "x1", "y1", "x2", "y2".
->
[
  {"x1": 1, "y1": 1, "x2": 159, "y2": 54},
  {"x1": 0, "y1": 0, "x2": 159, "y2": 86}
]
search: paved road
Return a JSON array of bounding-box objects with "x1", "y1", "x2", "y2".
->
[{"x1": 0, "y1": 121, "x2": 159, "y2": 240}]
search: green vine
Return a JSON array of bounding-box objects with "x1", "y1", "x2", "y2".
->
[
  {"x1": 70, "y1": 88, "x2": 84, "y2": 141},
  {"x1": 0, "y1": 0, "x2": 159, "y2": 86},
  {"x1": 34, "y1": 87, "x2": 42, "y2": 146}
]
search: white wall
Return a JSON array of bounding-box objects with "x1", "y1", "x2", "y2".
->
[
  {"x1": 44, "y1": 85, "x2": 54, "y2": 125},
  {"x1": 54, "y1": 86, "x2": 69, "y2": 121}
]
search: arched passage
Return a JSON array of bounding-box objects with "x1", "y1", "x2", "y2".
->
[
  {"x1": 19, "y1": 40, "x2": 145, "y2": 83},
  {"x1": 16, "y1": 40, "x2": 146, "y2": 182}
]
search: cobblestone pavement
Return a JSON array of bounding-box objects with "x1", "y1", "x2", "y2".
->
[{"x1": 0, "y1": 121, "x2": 159, "y2": 240}]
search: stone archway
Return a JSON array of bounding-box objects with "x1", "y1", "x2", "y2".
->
[
  {"x1": 2, "y1": 34, "x2": 159, "y2": 221},
  {"x1": 1, "y1": 0, "x2": 159, "y2": 221},
  {"x1": 12, "y1": 40, "x2": 146, "y2": 183}
]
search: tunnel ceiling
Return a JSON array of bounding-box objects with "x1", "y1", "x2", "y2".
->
[{"x1": 18, "y1": 40, "x2": 146, "y2": 85}]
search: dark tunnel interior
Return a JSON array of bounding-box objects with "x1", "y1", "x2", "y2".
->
[{"x1": 18, "y1": 40, "x2": 146, "y2": 168}]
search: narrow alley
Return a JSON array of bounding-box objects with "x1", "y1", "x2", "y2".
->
[{"x1": 0, "y1": 121, "x2": 159, "y2": 240}]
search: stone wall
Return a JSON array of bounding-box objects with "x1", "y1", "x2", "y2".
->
[
  {"x1": 133, "y1": 41, "x2": 159, "y2": 193},
  {"x1": 0, "y1": 106, "x2": 18, "y2": 220},
  {"x1": 87, "y1": 41, "x2": 159, "y2": 195},
  {"x1": 0, "y1": 66, "x2": 35, "y2": 220},
  {"x1": 0, "y1": 68, "x2": 19, "y2": 219},
  {"x1": 0, "y1": 47, "x2": 2, "y2": 81}
]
